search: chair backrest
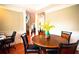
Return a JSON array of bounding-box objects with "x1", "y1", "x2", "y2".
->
[
  {"x1": 59, "y1": 40, "x2": 79, "y2": 54},
  {"x1": 11, "y1": 31, "x2": 16, "y2": 42},
  {"x1": 21, "y1": 33, "x2": 28, "y2": 53},
  {"x1": 38, "y1": 30, "x2": 45, "y2": 35},
  {"x1": 0, "y1": 40, "x2": 4, "y2": 49},
  {"x1": 61, "y1": 31, "x2": 72, "y2": 43}
]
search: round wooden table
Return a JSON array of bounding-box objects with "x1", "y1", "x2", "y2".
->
[{"x1": 32, "y1": 34, "x2": 67, "y2": 48}]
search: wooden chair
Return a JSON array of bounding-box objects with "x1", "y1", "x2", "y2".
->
[
  {"x1": 4, "y1": 31, "x2": 16, "y2": 49},
  {"x1": 31, "y1": 24, "x2": 36, "y2": 36},
  {"x1": 61, "y1": 31, "x2": 72, "y2": 43},
  {"x1": 38, "y1": 30, "x2": 45, "y2": 35},
  {"x1": 0, "y1": 40, "x2": 4, "y2": 51},
  {"x1": 0, "y1": 40, "x2": 8, "y2": 53},
  {"x1": 59, "y1": 40, "x2": 79, "y2": 54},
  {"x1": 46, "y1": 48, "x2": 59, "y2": 54},
  {"x1": 21, "y1": 33, "x2": 40, "y2": 54}
]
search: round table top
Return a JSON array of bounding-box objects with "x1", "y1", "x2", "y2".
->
[{"x1": 32, "y1": 34, "x2": 67, "y2": 48}]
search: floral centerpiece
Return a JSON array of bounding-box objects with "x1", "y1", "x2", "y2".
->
[{"x1": 41, "y1": 22, "x2": 55, "y2": 39}]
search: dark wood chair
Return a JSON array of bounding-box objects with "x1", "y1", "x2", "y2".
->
[
  {"x1": 0, "y1": 40, "x2": 4, "y2": 53},
  {"x1": 59, "y1": 40, "x2": 79, "y2": 54},
  {"x1": 31, "y1": 24, "x2": 36, "y2": 36},
  {"x1": 38, "y1": 30, "x2": 45, "y2": 35},
  {"x1": 21, "y1": 33, "x2": 40, "y2": 54},
  {"x1": 4, "y1": 31, "x2": 16, "y2": 49},
  {"x1": 46, "y1": 48, "x2": 59, "y2": 54},
  {"x1": 0, "y1": 40, "x2": 8, "y2": 53},
  {"x1": 61, "y1": 31, "x2": 72, "y2": 43},
  {"x1": 0, "y1": 40, "x2": 4, "y2": 50}
]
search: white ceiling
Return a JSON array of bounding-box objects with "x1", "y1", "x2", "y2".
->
[
  {"x1": 0, "y1": 4, "x2": 75, "y2": 12},
  {"x1": 5, "y1": 4, "x2": 51, "y2": 10},
  {"x1": 0, "y1": 4, "x2": 53, "y2": 12}
]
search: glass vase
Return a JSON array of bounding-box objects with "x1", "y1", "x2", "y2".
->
[{"x1": 45, "y1": 31, "x2": 50, "y2": 39}]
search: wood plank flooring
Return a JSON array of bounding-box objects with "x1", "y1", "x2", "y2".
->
[
  {"x1": 0, "y1": 43, "x2": 79, "y2": 54},
  {"x1": 0, "y1": 43, "x2": 24, "y2": 54}
]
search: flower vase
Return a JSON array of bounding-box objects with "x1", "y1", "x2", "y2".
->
[{"x1": 45, "y1": 31, "x2": 50, "y2": 40}]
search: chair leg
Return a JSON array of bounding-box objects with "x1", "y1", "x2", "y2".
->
[
  {"x1": 25, "y1": 51, "x2": 27, "y2": 54},
  {"x1": 3, "y1": 44, "x2": 10, "y2": 53},
  {"x1": 10, "y1": 45, "x2": 16, "y2": 49},
  {"x1": 10, "y1": 42, "x2": 16, "y2": 49},
  {"x1": 39, "y1": 47, "x2": 47, "y2": 54},
  {"x1": 12, "y1": 46, "x2": 16, "y2": 49},
  {"x1": 9, "y1": 44, "x2": 10, "y2": 48},
  {"x1": 6, "y1": 43, "x2": 11, "y2": 53},
  {"x1": 13, "y1": 41, "x2": 16, "y2": 49}
]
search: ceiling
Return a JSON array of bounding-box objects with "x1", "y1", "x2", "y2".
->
[
  {"x1": 0, "y1": 4, "x2": 54, "y2": 12},
  {"x1": 0, "y1": 4, "x2": 75, "y2": 12}
]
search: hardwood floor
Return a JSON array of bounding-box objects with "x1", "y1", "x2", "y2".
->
[
  {"x1": 0, "y1": 43, "x2": 24, "y2": 54},
  {"x1": 0, "y1": 43, "x2": 79, "y2": 54}
]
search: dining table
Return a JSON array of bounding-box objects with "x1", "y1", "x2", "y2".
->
[{"x1": 32, "y1": 34, "x2": 68, "y2": 53}]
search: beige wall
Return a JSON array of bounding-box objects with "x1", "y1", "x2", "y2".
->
[
  {"x1": 0, "y1": 8, "x2": 24, "y2": 33},
  {"x1": 77, "y1": 5, "x2": 79, "y2": 30},
  {"x1": 46, "y1": 5, "x2": 79, "y2": 32},
  {"x1": 46, "y1": 5, "x2": 79, "y2": 44},
  {"x1": 0, "y1": 8, "x2": 24, "y2": 44}
]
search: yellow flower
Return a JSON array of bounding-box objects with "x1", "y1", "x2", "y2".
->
[{"x1": 41, "y1": 22, "x2": 55, "y2": 31}]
